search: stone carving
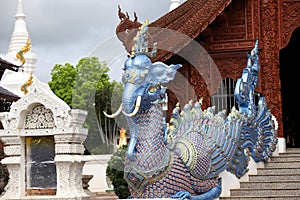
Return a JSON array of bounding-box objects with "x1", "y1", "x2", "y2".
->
[
  {"x1": 0, "y1": 78, "x2": 89, "y2": 199},
  {"x1": 24, "y1": 104, "x2": 54, "y2": 129}
]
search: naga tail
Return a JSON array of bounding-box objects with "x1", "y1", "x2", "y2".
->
[
  {"x1": 227, "y1": 40, "x2": 278, "y2": 177},
  {"x1": 166, "y1": 40, "x2": 277, "y2": 180}
]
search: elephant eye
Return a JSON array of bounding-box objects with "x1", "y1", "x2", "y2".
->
[
  {"x1": 123, "y1": 69, "x2": 137, "y2": 84},
  {"x1": 122, "y1": 71, "x2": 131, "y2": 82}
]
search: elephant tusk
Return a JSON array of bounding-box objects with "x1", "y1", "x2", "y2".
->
[
  {"x1": 122, "y1": 96, "x2": 141, "y2": 117},
  {"x1": 103, "y1": 103, "x2": 123, "y2": 118}
]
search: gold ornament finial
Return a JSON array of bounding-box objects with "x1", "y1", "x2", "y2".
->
[
  {"x1": 16, "y1": 38, "x2": 31, "y2": 66},
  {"x1": 20, "y1": 72, "x2": 34, "y2": 94}
]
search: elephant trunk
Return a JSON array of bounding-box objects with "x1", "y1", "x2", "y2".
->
[
  {"x1": 124, "y1": 115, "x2": 138, "y2": 160},
  {"x1": 122, "y1": 83, "x2": 140, "y2": 114},
  {"x1": 122, "y1": 83, "x2": 142, "y2": 160}
]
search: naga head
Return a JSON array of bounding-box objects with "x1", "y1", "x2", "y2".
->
[
  {"x1": 121, "y1": 54, "x2": 181, "y2": 116},
  {"x1": 104, "y1": 19, "x2": 181, "y2": 117},
  {"x1": 104, "y1": 19, "x2": 181, "y2": 158},
  {"x1": 120, "y1": 19, "x2": 180, "y2": 116}
]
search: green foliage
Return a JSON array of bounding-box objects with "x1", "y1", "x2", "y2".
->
[
  {"x1": 48, "y1": 57, "x2": 124, "y2": 154},
  {"x1": 106, "y1": 145, "x2": 130, "y2": 199},
  {"x1": 72, "y1": 57, "x2": 110, "y2": 109},
  {"x1": 48, "y1": 63, "x2": 76, "y2": 106}
]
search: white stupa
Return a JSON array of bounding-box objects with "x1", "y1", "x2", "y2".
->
[{"x1": 0, "y1": 0, "x2": 37, "y2": 97}]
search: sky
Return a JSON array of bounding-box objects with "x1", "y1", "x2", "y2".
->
[{"x1": 0, "y1": 0, "x2": 175, "y2": 83}]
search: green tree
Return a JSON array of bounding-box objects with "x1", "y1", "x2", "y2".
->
[
  {"x1": 106, "y1": 145, "x2": 130, "y2": 199},
  {"x1": 95, "y1": 80, "x2": 126, "y2": 153},
  {"x1": 72, "y1": 57, "x2": 110, "y2": 109},
  {"x1": 48, "y1": 57, "x2": 124, "y2": 154},
  {"x1": 48, "y1": 63, "x2": 76, "y2": 106},
  {"x1": 73, "y1": 57, "x2": 113, "y2": 154}
]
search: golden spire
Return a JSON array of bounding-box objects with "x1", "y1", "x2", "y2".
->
[
  {"x1": 16, "y1": 38, "x2": 31, "y2": 66},
  {"x1": 20, "y1": 72, "x2": 34, "y2": 94}
]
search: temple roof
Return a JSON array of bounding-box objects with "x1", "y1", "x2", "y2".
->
[
  {"x1": 0, "y1": 57, "x2": 21, "y2": 103},
  {"x1": 0, "y1": 57, "x2": 20, "y2": 79},
  {"x1": 0, "y1": 85, "x2": 20, "y2": 101},
  {"x1": 116, "y1": 0, "x2": 232, "y2": 62}
]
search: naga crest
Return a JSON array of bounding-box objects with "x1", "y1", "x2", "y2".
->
[{"x1": 122, "y1": 19, "x2": 180, "y2": 89}]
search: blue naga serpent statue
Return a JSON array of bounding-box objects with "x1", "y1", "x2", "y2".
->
[{"x1": 104, "y1": 20, "x2": 277, "y2": 200}]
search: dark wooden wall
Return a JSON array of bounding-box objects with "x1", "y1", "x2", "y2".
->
[{"x1": 167, "y1": 0, "x2": 300, "y2": 140}]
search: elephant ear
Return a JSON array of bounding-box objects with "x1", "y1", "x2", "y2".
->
[{"x1": 146, "y1": 62, "x2": 182, "y2": 84}]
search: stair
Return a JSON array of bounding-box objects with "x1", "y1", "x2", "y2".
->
[{"x1": 219, "y1": 148, "x2": 300, "y2": 200}]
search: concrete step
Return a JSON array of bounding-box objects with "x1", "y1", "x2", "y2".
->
[
  {"x1": 270, "y1": 155, "x2": 300, "y2": 162},
  {"x1": 230, "y1": 188, "x2": 300, "y2": 196},
  {"x1": 220, "y1": 148, "x2": 300, "y2": 199},
  {"x1": 240, "y1": 180, "x2": 300, "y2": 189},
  {"x1": 278, "y1": 151, "x2": 300, "y2": 156},
  {"x1": 249, "y1": 174, "x2": 300, "y2": 181},
  {"x1": 285, "y1": 148, "x2": 300, "y2": 153},
  {"x1": 257, "y1": 167, "x2": 300, "y2": 175},
  {"x1": 219, "y1": 195, "x2": 300, "y2": 200},
  {"x1": 265, "y1": 160, "x2": 300, "y2": 168}
]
